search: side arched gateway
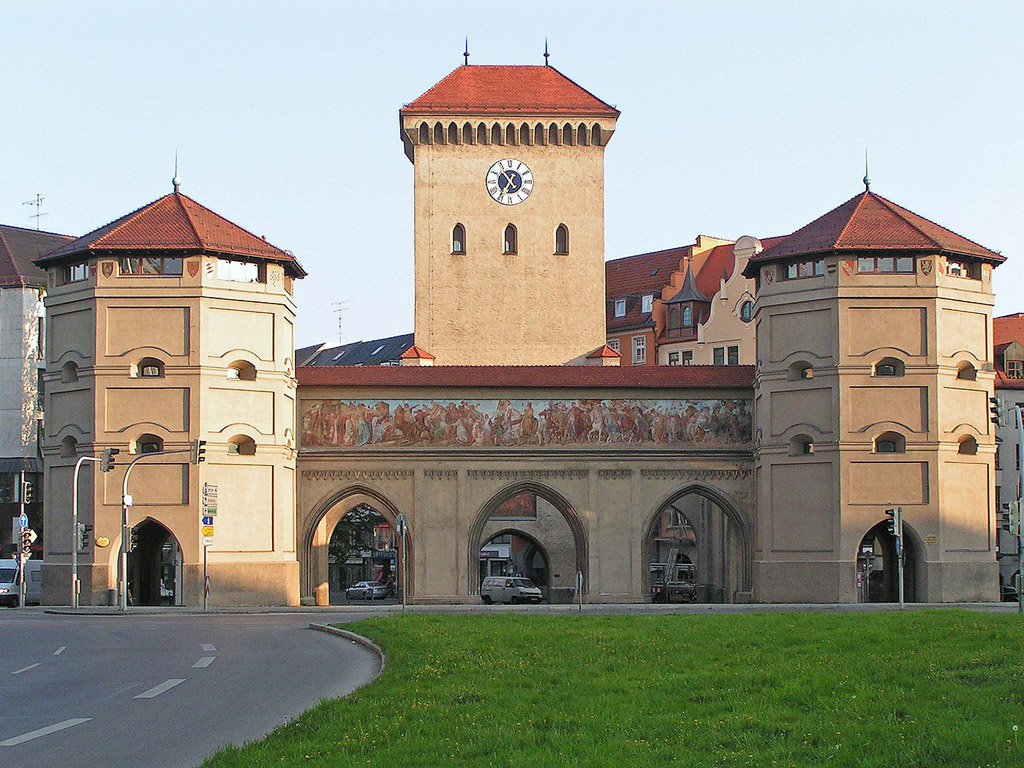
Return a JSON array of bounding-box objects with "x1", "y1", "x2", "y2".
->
[
  {"x1": 301, "y1": 484, "x2": 412, "y2": 606},
  {"x1": 642, "y1": 483, "x2": 753, "y2": 603},
  {"x1": 468, "y1": 482, "x2": 588, "y2": 599}
]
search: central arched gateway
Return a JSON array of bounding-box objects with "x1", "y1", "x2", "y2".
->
[
  {"x1": 301, "y1": 484, "x2": 412, "y2": 606},
  {"x1": 642, "y1": 483, "x2": 753, "y2": 603},
  {"x1": 468, "y1": 481, "x2": 588, "y2": 599}
]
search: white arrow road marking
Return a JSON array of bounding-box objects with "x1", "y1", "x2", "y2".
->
[
  {"x1": 0, "y1": 718, "x2": 92, "y2": 746},
  {"x1": 53, "y1": 646, "x2": 66, "y2": 656},
  {"x1": 201, "y1": 643, "x2": 216, "y2": 652},
  {"x1": 12, "y1": 663, "x2": 40, "y2": 675},
  {"x1": 192, "y1": 656, "x2": 215, "y2": 668},
  {"x1": 134, "y1": 679, "x2": 185, "y2": 699}
]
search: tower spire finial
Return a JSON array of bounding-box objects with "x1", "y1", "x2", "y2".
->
[
  {"x1": 463, "y1": 37, "x2": 469, "y2": 66},
  {"x1": 863, "y1": 149, "x2": 871, "y2": 192},
  {"x1": 172, "y1": 150, "x2": 181, "y2": 193},
  {"x1": 544, "y1": 38, "x2": 550, "y2": 66}
]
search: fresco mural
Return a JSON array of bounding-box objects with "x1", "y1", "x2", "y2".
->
[{"x1": 300, "y1": 398, "x2": 751, "y2": 449}]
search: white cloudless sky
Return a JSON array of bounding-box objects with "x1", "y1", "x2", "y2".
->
[{"x1": 2, "y1": 1, "x2": 1021, "y2": 347}]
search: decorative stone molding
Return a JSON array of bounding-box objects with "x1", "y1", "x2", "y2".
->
[
  {"x1": 598, "y1": 469, "x2": 632, "y2": 478},
  {"x1": 425, "y1": 469, "x2": 458, "y2": 479},
  {"x1": 467, "y1": 469, "x2": 589, "y2": 480},
  {"x1": 641, "y1": 468, "x2": 752, "y2": 480},
  {"x1": 302, "y1": 469, "x2": 413, "y2": 481}
]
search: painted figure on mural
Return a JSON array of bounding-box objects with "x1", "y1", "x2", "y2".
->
[{"x1": 300, "y1": 398, "x2": 752, "y2": 449}]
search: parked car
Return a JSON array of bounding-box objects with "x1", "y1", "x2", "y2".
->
[
  {"x1": 345, "y1": 581, "x2": 389, "y2": 600},
  {"x1": 0, "y1": 559, "x2": 41, "y2": 607},
  {"x1": 480, "y1": 576, "x2": 543, "y2": 604},
  {"x1": 1002, "y1": 583, "x2": 1018, "y2": 602}
]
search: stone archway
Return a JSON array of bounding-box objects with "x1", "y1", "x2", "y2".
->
[
  {"x1": 856, "y1": 519, "x2": 922, "y2": 603},
  {"x1": 468, "y1": 481, "x2": 588, "y2": 597},
  {"x1": 126, "y1": 517, "x2": 182, "y2": 607},
  {"x1": 642, "y1": 483, "x2": 753, "y2": 602},
  {"x1": 301, "y1": 484, "x2": 412, "y2": 605},
  {"x1": 479, "y1": 527, "x2": 552, "y2": 599}
]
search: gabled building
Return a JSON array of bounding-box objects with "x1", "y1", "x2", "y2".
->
[
  {"x1": 994, "y1": 312, "x2": 1024, "y2": 594},
  {"x1": 0, "y1": 224, "x2": 73, "y2": 556}
]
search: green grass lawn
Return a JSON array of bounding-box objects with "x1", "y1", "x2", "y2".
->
[{"x1": 204, "y1": 610, "x2": 1024, "y2": 767}]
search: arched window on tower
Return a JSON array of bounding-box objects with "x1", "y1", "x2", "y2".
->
[
  {"x1": 682, "y1": 306, "x2": 693, "y2": 327},
  {"x1": 549, "y1": 123, "x2": 559, "y2": 145},
  {"x1": 418, "y1": 123, "x2": 430, "y2": 144},
  {"x1": 491, "y1": 124, "x2": 503, "y2": 145},
  {"x1": 591, "y1": 124, "x2": 602, "y2": 145},
  {"x1": 520, "y1": 123, "x2": 531, "y2": 145},
  {"x1": 503, "y1": 224, "x2": 518, "y2": 255},
  {"x1": 447, "y1": 122, "x2": 459, "y2": 144},
  {"x1": 477, "y1": 123, "x2": 488, "y2": 144},
  {"x1": 534, "y1": 123, "x2": 545, "y2": 145},
  {"x1": 577, "y1": 124, "x2": 588, "y2": 145},
  {"x1": 433, "y1": 122, "x2": 445, "y2": 144},
  {"x1": 562, "y1": 124, "x2": 574, "y2": 145},
  {"x1": 462, "y1": 122, "x2": 474, "y2": 144},
  {"x1": 505, "y1": 124, "x2": 517, "y2": 145},
  {"x1": 554, "y1": 224, "x2": 569, "y2": 255},
  {"x1": 452, "y1": 223, "x2": 466, "y2": 255}
]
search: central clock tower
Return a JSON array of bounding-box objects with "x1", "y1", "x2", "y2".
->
[{"x1": 400, "y1": 63, "x2": 619, "y2": 365}]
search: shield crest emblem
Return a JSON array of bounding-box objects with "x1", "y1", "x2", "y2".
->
[
  {"x1": 187, "y1": 260, "x2": 200, "y2": 277},
  {"x1": 101, "y1": 261, "x2": 113, "y2": 278},
  {"x1": 920, "y1": 259, "x2": 933, "y2": 276}
]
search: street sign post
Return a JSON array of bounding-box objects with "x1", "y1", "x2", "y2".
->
[
  {"x1": 576, "y1": 570, "x2": 584, "y2": 613},
  {"x1": 396, "y1": 514, "x2": 407, "y2": 612}
]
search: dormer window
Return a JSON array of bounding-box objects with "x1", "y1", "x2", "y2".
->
[
  {"x1": 63, "y1": 263, "x2": 89, "y2": 283},
  {"x1": 641, "y1": 295, "x2": 653, "y2": 314},
  {"x1": 1008, "y1": 360, "x2": 1023, "y2": 379},
  {"x1": 120, "y1": 257, "x2": 183, "y2": 276},
  {"x1": 217, "y1": 259, "x2": 262, "y2": 283},
  {"x1": 614, "y1": 299, "x2": 626, "y2": 318},
  {"x1": 682, "y1": 306, "x2": 693, "y2": 326}
]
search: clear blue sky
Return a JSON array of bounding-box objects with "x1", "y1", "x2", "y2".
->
[{"x1": 3, "y1": 1, "x2": 1021, "y2": 347}]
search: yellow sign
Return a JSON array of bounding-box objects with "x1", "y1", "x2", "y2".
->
[
  {"x1": 96, "y1": 536, "x2": 110, "y2": 548},
  {"x1": 201, "y1": 525, "x2": 215, "y2": 537}
]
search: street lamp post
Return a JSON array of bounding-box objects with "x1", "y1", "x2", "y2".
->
[{"x1": 70, "y1": 448, "x2": 119, "y2": 610}]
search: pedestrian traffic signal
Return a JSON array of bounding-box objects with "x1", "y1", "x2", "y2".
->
[
  {"x1": 990, "y1": 396, "x2": 1005, "y2": 426},
  {"x1": 189, "y1": 439, "x2": 206, "y2": 465},
  {"x1": 77, "y1": 522, "x2": 93, "y2": 550},
  {"x1": 22, "y1": 481, "x2": 34, "y2": 504},
  {"x1": 101, "y1": 447, "x2": 120, "y2": 473}
]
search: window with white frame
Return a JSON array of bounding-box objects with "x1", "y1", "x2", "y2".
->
[
  {"x1": 632, "y1": 335, "x2": 646, "y2": 365},
  {"x1": 641, "y1": 294, "x2": 653, "y2": 314},
  {"x1": 607, "y1": 338, "x2": 620, "y2": 353},
  {"x1": 614, "y1": 299, "x2": 626, "y2": 318}
]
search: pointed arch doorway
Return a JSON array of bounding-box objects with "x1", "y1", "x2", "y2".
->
[{"x1": 127, "y1": 519, "x2": 182, "y2": 606}]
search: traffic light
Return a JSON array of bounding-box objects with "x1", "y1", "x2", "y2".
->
[
  {"x1": 76, "y1": 523, "x2": 93, "y2": 550},
  {"x1": 990, "y1": 396, "x2": 1005, "y2": 426},
  {"x1": 20, "y1": 529, "x2": 32, "y2": 557},
  {"x1": 128, "y1": 527, "x2": 139, "y2": 553},
  {"x1": 1009, "y1": 501, "x2": 1022, "y2": 537},
  {"x1": 22, "y1": 481, "x2": 33, "y2": 504},
  {"x1": 884, "y1": 507, "x2": 898, "y2": 536},
  {"x1": 189, "y1": 439, "x2": 206, "y2": 465},
  {"x1": 101, "y1": 447, "x2": 120, "y2": 472}
]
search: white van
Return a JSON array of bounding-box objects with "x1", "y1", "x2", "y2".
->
[
  {"x1": 480, "y1": 576, "x2": 543, "y2": 605},
  {"x1": 0, "y1": 559, "x2": 41, "y2": 607}
]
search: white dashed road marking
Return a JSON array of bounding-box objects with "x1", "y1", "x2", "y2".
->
[
  {"x1": 192, "y1": 656, "x2": 215, "y2": 668},
  {"x1": 0, "y1": 718, "x2": 92, "y2": 747},
  {"x1": 134, "y1": 679, "x2": 185, "y2": 699},
  {"x1": 12, "y1": 663, "x2": 40, "y2": 675},
  {"x1": 201, "y1": 643, "x2": 216, "y2": 652},
  {"x1": 53, "y1": 646, "x2": 66, "y2": 656}
]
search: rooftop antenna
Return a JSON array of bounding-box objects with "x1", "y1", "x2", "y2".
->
[
  {"x1": 544, "y1": 38, "x2": 550, "y2": 66},
  {"x1": 463, "y1": 37, "x2": 469, "y2": 66},
  {"x1": 863, "y1": 149, "x2": 871, "y2": 192},
  {"x1": 332, "y1": 300, "x2": 351, "y2": 345},
  {"x1": 172, "y1": 150, "x2": 181, "y2": 193},
  {"x1": 22, "y1": 194, "x2": 47, "y2": 230}
]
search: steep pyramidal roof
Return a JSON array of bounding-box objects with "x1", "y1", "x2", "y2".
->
[
  {"x1": 35, "y1": 192, "x2": 306, "y2": 277},
  {"x1": 401, "y1": 65, "x2": 619, "y2": 117},
  {"x1": 665, "y1": 264, "x2": 710, "y2": 304},
  {"x1": 0, "y1": 224, "x2": 73, "y2": 288},
  {"x1": 744, "y1": 190, "x2": 1004, "y2": 276}
]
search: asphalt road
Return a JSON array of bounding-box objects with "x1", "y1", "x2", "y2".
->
[{"x1": 0, "y1": 611, "x2": 381, "y2": 768}]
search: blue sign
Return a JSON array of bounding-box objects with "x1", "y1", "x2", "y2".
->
[
  {"x1": 201, "y1": 515, "x2": 214, "y2": 526},
  {"x1": 18, "y1": 513, "x2": 28, "y2": 529}
]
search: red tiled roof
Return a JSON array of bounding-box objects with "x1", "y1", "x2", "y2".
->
[
  {"x1": 401, "y1": 65, "x2": 619, "y2": 117},
  {"x1": 400, "y1": 345, "x2": 435, "y2": 360},
  {"x1": 587, "y1": 345, "x2": 620, "y2": 359},
  {"x1": 695, "y1": 244, "x2": 736, "y2": 298},
  {"x1": 606, "y1": 246, "x2": 688, "y2": 331},
  {"x1": 744, "y1": 191, "x2": 1004, "y2": 275},
  {"x1": 298, "y1": 364, "x2": 754, "y2": 390},
  {"x1": 994, "y1": 314, "x2": 1024, "y2": 348},
  {"x1": 35, "y1": 192, "x2": 306, "y2": 277},
  {"x1": 0, "y1": 224, "x2": 72, "y2": 288}
]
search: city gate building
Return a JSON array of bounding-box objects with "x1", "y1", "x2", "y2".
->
[{"x1": 36, "y1": 61, "x2": 1004, "y2": 606}]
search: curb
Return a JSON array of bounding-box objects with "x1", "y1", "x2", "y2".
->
[{"x1": 309, "y1": 623, "x2": 386, "y2": 673}]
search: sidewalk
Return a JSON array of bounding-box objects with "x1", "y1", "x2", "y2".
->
[{"x1": 42, "y1": 600, "x2": 1021, "y2": 617}]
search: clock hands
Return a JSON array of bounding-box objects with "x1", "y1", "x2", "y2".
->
[{"x1": 501, "y1": 172, "x2": 517, "y2": 194}]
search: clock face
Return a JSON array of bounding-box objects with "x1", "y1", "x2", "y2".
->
[{"x1": 486, "y1": 159, "x2": 534, "y2": 205}]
